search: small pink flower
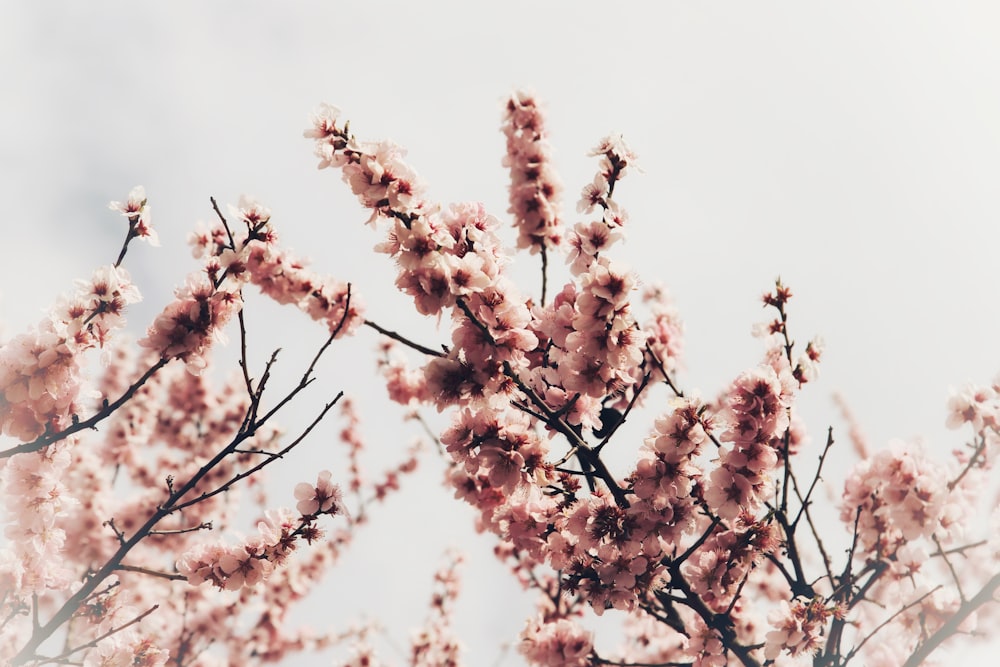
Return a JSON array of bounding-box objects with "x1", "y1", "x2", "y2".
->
[
  {"x1": 294, "y1": 470, "x2": 344, "y2": 517},
  {"x1": 228, "y1": 194, "x2": 272, "y2": 227},
  {"x1": 108, "y1": 185, "x2": 146, "y2": 221}
]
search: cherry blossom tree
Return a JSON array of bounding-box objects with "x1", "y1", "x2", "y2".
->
[{"x1": 1, "y1": 90, "x2": 998, "y2": 667}]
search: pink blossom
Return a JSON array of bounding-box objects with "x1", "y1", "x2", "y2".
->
[
  {"x1": 108, "y1": 185, "x2": 147, "y2": 221},
  {"x1": 502, "y1": 90, "x2": 563, "y2": 253},
  {"x1": 294, "y1": 470, "x2": 344, "y2": 517},
  {"x1": 229, "y1": 194, "x2": 272, "y2": 227},
  {"x1": 139, "y1": 275, "x2": 243, "y2": 373},
  {"x1": 109, "y1": 185, "x2": 159, "y2": 246},
  {"x1": 946, "y1": 382, "x2": 999, "y2": 432}
]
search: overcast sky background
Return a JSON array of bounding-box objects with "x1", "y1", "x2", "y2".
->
[{"x1": 3, "y1": 3, "x2": 1000, "y2": 664}]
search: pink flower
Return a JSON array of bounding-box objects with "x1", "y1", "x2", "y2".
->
[
  {"x1": 946, "y1": 382, "x2": 999, "y2": 432},
  {"x1": 108, "y1": 185, "x2": 147, "y2": 221},
  {"x1": 294, "y1": 470, "x2": 344, "y2": 517},
  {"x1": 303, "y1": 102, "x2": 343, "y2": 140},
  {"x1": 109, "y1": 186, "x2": 159, "y2": 246},
  {"x1": 217, "y1": 541, "x2": 273, "y2": 590},
  {"x1": 704, "y1": 463, "x2": 755, "y2": 521},
  {"x1": 139, "y1": 275, "x2": 243, "y2": 373}
]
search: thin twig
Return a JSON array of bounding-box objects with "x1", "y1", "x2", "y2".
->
[
  {"x1": 539, "y1": 244, "x2": 549, "y2": 307},
  {"x1": 948, "y1": 431, "x2": 988, "y2": 491},
  {"x1": 847, "y1": 586, "x2": 942, "y2": 662},
  {"x1": 210, "y1": 196, "x2": 237, "y2": 250},
  {"x1": 364, "y1": 319, "x2": 445, "y2": 357},
  {"x1": 115, "y1": 564, "x2": 187, "y2": 581},
  {"x1": 932, "y1": 534, "x2": 966, "y2": 602},
  {"x1": 148, "y1": 522, "x2": 212, "y2": 536},
  {"x1": 170, "y1": 393, "x2": 342, "y2": 514}
]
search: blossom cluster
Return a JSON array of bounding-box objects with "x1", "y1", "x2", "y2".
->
[
  {"x1": 4, "y1": 92, "x2": 1000, "y2": 667},
  {"x1": 0, "y1": 262, "x2": 140, "y2": 440},
  {"x1": 707, "y1": 357, "x2": 795, "y2": 522},
  {"x1": 841, "y1": 439, "x2": 968, "y2": 555},
  {"x1": 502, "y1": 90, "x2": 563, "y2": 253},
  {"x1": 178, "y1": 472, "x2": 343, "y2": 591},
  {"x1": 306, "y1": 96, "x2": 1000, "y2": 666},
  {"x1": 0, "y1": 185, "x2": 404, "y2": 666}
]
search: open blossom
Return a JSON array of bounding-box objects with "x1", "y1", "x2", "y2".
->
[
  {"x1": 846, "y1": 442, "x2": 943, "y2": 543},
  {"x1": 178, "y1": 540, "x2": 274, "y2": 591},
  {"x1": 179, "y1": 474, "x2": 343, "y2": 592},
  {"x1": 246, "y1": 245, "x2": 363, "y2": 337},
  {"x1": 588, "y1": 133, "x2": 640, "y2": 188},
  {"x1": 109, "y1": 185, "x2": 147, "y2": 220},
  {"x1": 1, "y1": 443, "x2": 76, "y2": 597},
  {"x1": 294, "y1": 470, "x2": 345, "y2": 517},
  {"x1": 946, "y1": 382, "x2": 1000, "y2": 432},
  {"x1": 0, "y1": 261, "x2": 142, "y2": 439},
  {"x1": 229, "y1": 194, "x2": 272, "y2": 227},
  {"x1": 109, "y1": 185, "x2": 158, "y2": 245},
  {"x1": 704, "y1": 359, "x2": 796, "y2": 520},
  {"x1": 66, "y1": 265, "x2": 142, "y2": 344},
  {"x1": 793, "y1": 335, "x2": 824, "y2": 384}
]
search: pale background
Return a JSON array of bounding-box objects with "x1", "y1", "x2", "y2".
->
[{"x1": 2, "y1": 3, "x2": 1000, "y2": 664}]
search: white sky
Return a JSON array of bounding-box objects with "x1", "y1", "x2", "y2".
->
[{"x1": 3, "y1": 3, "x2": 1000, "y2": 664}]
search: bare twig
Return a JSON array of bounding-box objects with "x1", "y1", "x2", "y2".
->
[
  {"x1": 364, "y1": 319, "x2": 445, "y2": 358},
  {"x1": 115, "y1": 564, "x2": 187, "y2": 582},
  {"x1": 847, "y1": 586, "x2": 942, "y2": 662}
]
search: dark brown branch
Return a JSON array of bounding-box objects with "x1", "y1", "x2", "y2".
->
[
  {"x1": 148, "y1": 522, "x2": 212, "y2": 536},
  {"x1": 539, "y1": 244, "x2": 549, "y2": 307},
  {"x1": 500, "y1": 360, "x2": 630, "y2": 507},
  {"x1": 113, "y1": 223, "x2": 140, "y2": 268},
  {"x1": 595, "y1": 367, "x2": 652, "y2": 452},
  {"x1": 209, "y1": 196, "x2": 237, "y2": 250},
  {"x1": 170, "y1": 393, "x2": 342, "y2": 514},
  {"x1": 665, "y1": 563, "x2": 761, "y2": 667},
  {"x1": 364, "y1": 319, "x2": 445, "y2": 358},
  {"x1": 594, "y1": 657, "x2": 691, "y2": 667}
]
